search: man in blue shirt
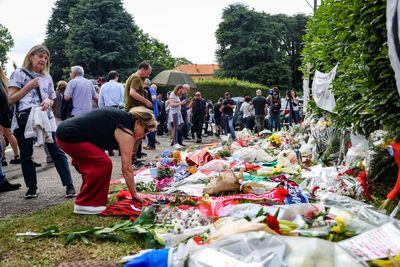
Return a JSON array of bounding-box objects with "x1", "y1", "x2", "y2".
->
[
  {"x1": 143, "y1": 81, "x2": 159, "y2": 150},
  {"x1": 98, "y1": 71, "x2": 124, "y2": 108},
  {"x1": 64, "y1": 66, "x2": 98, "y2": 116}
]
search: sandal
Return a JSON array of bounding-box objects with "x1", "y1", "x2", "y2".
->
[{"x1": 9, "y1": 155, "x2": 20, "y2": 164}]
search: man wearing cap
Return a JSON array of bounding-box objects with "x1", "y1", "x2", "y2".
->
[{"x1": 64, "y1": 66, "x2": 98, "y2": 117}]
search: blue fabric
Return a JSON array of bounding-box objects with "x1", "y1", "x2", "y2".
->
[
  {"x1": 269, "y1": 112, "x2": 281, "y2": 131},
  {"x1": 0, "y1": 138, "x2": 5, "y2": 185},
  {"x1": 147, "y1": 131, "x2": 156, "y2": 147},
  {"x1": 149, "y1": 87, "x2": 159, "y2": 117},
  {"x1": 123, "y1": 249, "x2": 169, "y2": 267},
  {"x1": 223, "y1": 114, "x2": 236, "y2": 140}
]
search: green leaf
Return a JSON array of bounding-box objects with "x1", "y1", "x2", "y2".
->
[
  {"x1": 64, "y1": 233, "x2": 76, "y2": 245},
  {"x1": 79, "y1": 234, "x2": 90, "y2": 245}
]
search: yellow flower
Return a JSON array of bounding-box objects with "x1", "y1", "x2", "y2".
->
[
  {"x1": 335, "y1": 216, "x2": 345, "y2": 225},
  {"x1": 331, "y1": 225, "x2": 343, "y2": 233},
  {"x1": 272, "y1": 164, "x2": 283, "y2": 174},
  {"x1": 269, "y1": 135, "x2": 281, "y2": 146}
]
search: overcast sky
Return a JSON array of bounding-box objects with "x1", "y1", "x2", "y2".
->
[{"x1": 0, "y1": 0, "x2": 318, "y2": 76}]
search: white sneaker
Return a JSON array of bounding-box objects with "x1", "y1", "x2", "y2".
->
[
  {"x1": 173, "y1": 144, "x2": 183, "y2": 149},
  {"x1": 73, "y1": 204, "x2": 106, "y2": 215}
]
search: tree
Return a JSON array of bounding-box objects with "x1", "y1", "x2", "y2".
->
[
  {"x1": 137, "y1": 29, "x2": 175, "y2": 78},
  {"x1": 274, "y1": 13, "x2": 310, "y2": 90},
  {"x1": 44, "y1": 0, "x2": 80, "y2": 82},
  {"x1": 174, "y1": 57, "x2": 193, "y2": 67},
  {"x1": 215, "y1": 4, "x2": 291, "y2": 89},
  {"x1": 0, "y1": 24, "x2": 14, "y2": 69},
  {"x1": 66, "y1": 0, "x2": 139, "y2": 80}
]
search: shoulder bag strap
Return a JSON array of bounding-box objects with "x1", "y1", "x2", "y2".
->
[{"x1": 16, "y1": 68, "x2": 44, "y2": 112}]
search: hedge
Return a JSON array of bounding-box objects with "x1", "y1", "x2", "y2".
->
[
  {"x1": 194, "y1": 78, "x2": 269, "y2": 102},
  {"x1": 156, "y1": 78, "x2": 270, "y2": 102},
  {"x1": 301, "y1": 0, "x2": 400, "y2": 140}
]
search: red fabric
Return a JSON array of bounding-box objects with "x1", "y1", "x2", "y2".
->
[
  {"x1": 56, "y1": 138, "x2": 112, "y2": 207},
  {"x1": 387, "y1": 144, "x2": 400, "y2": 200},
  {"x1": 245, "y1": 162, "x2": 261, "y2": 171},
  {"x1": 186, "y1": 150, "x2": 213, "y2": 166},
  {"x1": 100, "y1": 199, "x2": 143, "y2": 221},
  {"x1": 356, "y1": 170, "x2": 372, "y2": 200}
]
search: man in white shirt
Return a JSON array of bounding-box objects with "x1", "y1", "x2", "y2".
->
[{"x1": 98, "y1": 70, "x2": 124, "y2": 108}]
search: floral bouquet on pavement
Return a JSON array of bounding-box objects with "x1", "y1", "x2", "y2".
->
[{"x1": 155, "y1": 163, "x2": 174, "y2": 191}]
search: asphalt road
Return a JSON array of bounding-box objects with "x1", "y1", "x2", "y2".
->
[{"x1": 0, "y1": 133, "x2": 218, "y2": 218}]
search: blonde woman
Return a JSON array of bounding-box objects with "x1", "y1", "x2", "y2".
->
[
  {"x1": 8, "y1": 45, "x2": 76, "y2": 199},
  {"x1": 0, "y1": 66, "x2": 20, "y2": 166},
  {"x1": 56, "y1": 106, "x2": 157, "y2": 214},
  {"x1": 168, "y1": 84, "x2": 186, "y2": 149}
]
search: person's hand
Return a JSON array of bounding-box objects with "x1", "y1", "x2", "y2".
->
[
  {"x1": 181, "y1": 99, "x2": 187, "y2": 105},
  {"x1": 27, "y1": 78, "x2": 40, "y2": 90},
  {"x1": 131, "y1": 191, "x2": 144, "y2": 204},
  {"x1": 40, "y1": 99, "x2": 52, "y2": 111},
  {"x1": 145, "y1": 100, "x2": 153, "y2": 108},
  {"x1": 380, "y1": 199, "x2": 391, "y2": 210}
]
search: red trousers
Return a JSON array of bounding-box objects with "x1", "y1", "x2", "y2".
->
[{"x1": 56, "y1": 138, "x2": 112, "y2": 207}]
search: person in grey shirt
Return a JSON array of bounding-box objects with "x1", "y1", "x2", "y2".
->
[
  {"x1": 98, "y1": 70, "x2": 124, "y2": 108},
  {"x1": 64, "y1": 66, "x2": 98, "y2": 117}
]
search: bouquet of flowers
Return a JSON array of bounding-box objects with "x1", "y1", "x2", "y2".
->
[
  {"x1": 269, "y1": 134, "x2": 282, "y2": 147},
  {"x1": 172, "y1": 150, "x2": 181, "y2": 165},
  {"x1": 155, "y1": 163, "x2": 174, "y2": 191}
]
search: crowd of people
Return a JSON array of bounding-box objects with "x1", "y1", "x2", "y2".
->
[{"x1": 0, "y1": 44, "x2": 302, "y2": 214}]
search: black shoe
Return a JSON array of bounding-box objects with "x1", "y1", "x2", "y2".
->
[
  {"x1": 25, "y1": 188, "x2": 38, "y2": 199},
  {"x1": 34, "y1": 162, "x2": 42, "y2": 167},
  {"x1": 196, "y1": 139, "x2": 202, "y2": 143},
  {"x1": 140, "y1": 152, "x2": 147, "y2": 157},
  {"x1": 66, "y1": 185, "x2": 77, "y2": 198},
  {"x1": 9, "y1": 156, "x2": 20, "y2": 164},
  {"x1": 178, "y1": 143, "x2": 186, "y2": 147},
  {"x1": 0, "y1": 180, "x2": 21, "y2": 192},
  {"x1": 2, "y1": 158, "x2": 7, "y2": 167}
]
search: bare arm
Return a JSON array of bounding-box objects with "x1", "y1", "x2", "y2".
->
[
  {"x1": 169, "y1": 97, "x2": 185, "y2": 107},
  {"x1": 115, "y1": 127, "x2": 143, "y2": 203},
  {"x1": 8, "y1": 78, "x2": 40, "y2": 104},
  {"x1": 130, "y1": 88, "x2": 152, "y2": 108}
]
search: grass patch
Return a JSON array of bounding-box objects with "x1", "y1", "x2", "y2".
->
[{"x1": 0, "y1": 189, "x2": 145, "y2": 266}]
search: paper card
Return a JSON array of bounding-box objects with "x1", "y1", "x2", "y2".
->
[{"x1": 338, "y1": 222, "x2": 400, "y2": 261}]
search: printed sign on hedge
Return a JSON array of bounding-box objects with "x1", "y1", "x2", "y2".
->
[{"x1": 311, "y1": 64, "x2": 338, "y2": 113}]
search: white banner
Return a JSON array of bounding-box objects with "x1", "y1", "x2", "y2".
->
[
  {"x1": 387, "y1": 0, "x2": 400, "y2": 97},
  {"x1": 303, "y1": 79, "x2": 310, "y2": 113},
  {"x1": 311, "y1": 64, "x2": 338, "y2": 112}
]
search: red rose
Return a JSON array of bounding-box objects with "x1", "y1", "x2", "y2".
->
[
  {"x1": 307, "y1": 211, "x2": 315, "y2": 219},
  {"x1": 266, "y1": 214, "x2": 280, "y2": 234}
]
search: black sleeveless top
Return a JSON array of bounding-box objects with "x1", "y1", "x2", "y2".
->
[{"x1": 56, "y1": 107, "x2": 134, "y2": 150}]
